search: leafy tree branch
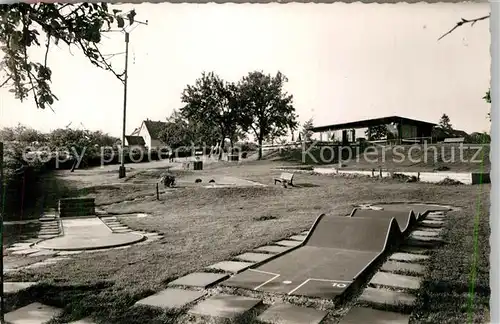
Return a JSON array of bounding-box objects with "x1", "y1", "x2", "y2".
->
[{"x1": 0, "y1": 3, "x2": 137, "y2": 109}]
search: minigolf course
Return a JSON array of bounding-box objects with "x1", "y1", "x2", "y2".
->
[
  {"x1": 222, "y1": 203, "x2": 450, "y2": 299},
  {"x1": 35, "y1": 217, "x2": 144, "y2": 251}
]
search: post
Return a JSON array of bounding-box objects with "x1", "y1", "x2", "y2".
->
[
  {"x1": 119, "y1": 32, "x2": 130, "y2": 179},
  {"x1": 156, "y1": 183, "x2": 159, "y2": 200},
  {"x1": 0, "y1": 142, "x2": 4, "y2": 324}
]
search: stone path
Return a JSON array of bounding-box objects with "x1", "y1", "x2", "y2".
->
[
  {"x1": 342, "y1": 210, "x2": 448, "y2": 323},
  {"x1": 3, "y1": 283, "x2": 97, "y2": 324},
  {"x1": 130, "y1": 208, "x2": 449, "y2": 323},
  {"x1": 4, "y1": 206, "x2": 448, "y2": 323},
  {"x1": 132, "y1": 228, "x2": 317, "y2": 322}
]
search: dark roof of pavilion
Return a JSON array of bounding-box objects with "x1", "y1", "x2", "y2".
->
[{"x1": 310, "y1": 116, "x2": 437, "y2": 132}]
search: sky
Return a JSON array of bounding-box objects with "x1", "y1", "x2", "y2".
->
[{"x1": 0, "y1": 2, "x2": 491, "y2": 138}]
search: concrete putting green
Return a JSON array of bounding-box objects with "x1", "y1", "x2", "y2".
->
[
  {"x1": 177, "y1": 175, "x2": 265, "y2": 188},
  {"x1": 35, "y1": 218, "x2": 144, "y2": 251}
]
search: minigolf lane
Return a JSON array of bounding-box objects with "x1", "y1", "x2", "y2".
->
[
  {"x1": 222, "y1": 214, "x2": 404, "y2": 299},
  {"x1": 370, "y1": 203, "x2": 451, "y2": 217},
  {"x1": 350, "y1": 209, "x2": 417, "y2": 234},
  {"x1": 35, "y1": 217, "x2": 145, "y2": 251}
]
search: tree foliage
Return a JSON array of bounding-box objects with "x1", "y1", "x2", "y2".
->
[
  {"x1": 483, "y1": 90, "x2": 491, "y2": 121},
  {"x1": 365, "y1": 125, "x2": 387, "y2": 140},
  {"x1": 0, "y1": 123, "x2": 46, "y2": 144},
  {"x1": 302, "y1": 118, "x2": 314, "y2": 142},
  {"x1": 0, "y1": 3, "x2": 137, "y2": 109},
  {"x1": 239, "y1": 71, "x2": 298, "y2": 159},
  {"x1": 180, "y1": 72, "x2": 243, "y2": 158},
  {"x1": 158, "y1": 111, "x2": 190, "y2": 149},
  {"x1": 468, "y1": 132, "x2": 490, "y2": 144},
  {"x1": 438, "y1": 114, "x2": 453, "y2": 131}
]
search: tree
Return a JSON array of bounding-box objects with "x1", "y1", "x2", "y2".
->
[
  {"x1": 239, "y1": 71, "x2": 298, "y2": 160},
  {"x1": 158, "y1": 110, "x2": 190, "y2": 149},
  {"x1": 302, "y1": 118, "x2": 314, "y2": 142},
  {"x1": 47, "y1": 128, "x2": 118, "y2": 170},
  {"x1": 0, "y1": 4, "x2": 138, "y2": 109},
  {"x1": 365, "y1": 125, "x2": 387, "y2": 140},
  {"x1": 0, "y1": 124, "x2": 46, "y2": 144},
  {"x1": 438, "y1": 114, "x2": 453, "y2": 131},
  {"x1": 468, "y1": 132, "x2": 490, "y2": 144},
  {"x1": 181, "y1": 72, "x2": 243, "y2": 159}
]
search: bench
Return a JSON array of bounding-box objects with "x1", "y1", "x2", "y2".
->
[{"x1": 274, "y1": 172, "x2": 295, "y2": 187}]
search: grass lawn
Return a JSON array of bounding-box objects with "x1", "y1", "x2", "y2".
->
[{"x1": 4, "y1": 160, "x2": 490, "y2": 323}]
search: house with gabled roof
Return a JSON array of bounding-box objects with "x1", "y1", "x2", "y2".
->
[{"x1": 127, "y1": 119, "x2": 168, "y2": 149}]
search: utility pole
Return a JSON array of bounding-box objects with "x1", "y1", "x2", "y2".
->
[
  {"x1": 118, "y1": 32, "x2": 130, "y2": 179},
  {"x1": 118, "y1": 15, "x2": 148, "y2": 179}
]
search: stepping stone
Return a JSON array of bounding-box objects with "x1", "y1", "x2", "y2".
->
[
  {"x1": 5, "y1": 302, "x2": 63, "y2": 323},
  {"x1": 188, "y1": 294, "x2": 261, "y2": 319},
  {"x1": 30, "y1": 250, "x2": 58, "y2": 257},
  {"x1": 4, "y1": 282, "x2": 37, "y2": 294},
  {"x1": 234, "y1": 252, "x2": 274, "y2": 263},
  {"x1": 408, "y1": 234, "x2": 444, "y2": 244},
  {"x1": 207, "y1": 261, "x2": 254, "y2": 273},
  {"x1": 406, "y1": 238, "x2": 440, "y2": 248},
  {"x1": 10, "y1": 243, "x2": 33, "y2": 248},
  {"x1": 41, "y1": 223, "x2": 59, "y2": 226},
  {"x1": 425, "y1": 215, "x2": 445, "y2": 221},
  {"x1": 370, "y1": 272, "x2": 421, "y2": 290},
  {"x1": 421, "y1": 220, "x2": 444, "y2": 228},
  {"x1": 40, "y1": 217, "x2": 56, "y2": 221},
  {"x1": 428, "y1": 211, "x2": 445, "y2": 216},
  {"x1": 107, "y1": 224, "x2": 124, "y2": 227},
  {"x1": 58, "y1": 251, "x2": 83, "y2": 255},
  {"x1": 111, "y1": 227, "x2": 129, "y2": 231},
  {"x1": 44, "y1": 257, "x2": 69, "y2": 263},
  {"x1": 258, "y1": 302, "x2": 327, "y2": 324},
  {"x1": 412, "y1": 230, "x2": 440, "y2": 237},
  {"x1": 22, "y1": 238, "x2": 41, "y2": 244},
  {"x1": 415, "y1": 226, "x2": 442, "y2": 233},
  {"x1": 289, "y1": 235, "x2": 307, "y2": 241},
  {"x1": 254, "y1": 245, "x2": 291, "y2": 254},
  {"x1": 390, "y1": 252, "x2": 429, "y2": 263},
  {"x1": 399, "y1": 245, "x2": 429, "y2": 254},
  {"x1": 275, "y1": 240, "x2": 301, "y2": 247},
  {"x1": 11, "y1": 248, "x2": 40, "y2": 256},
  {"x1": 300, "y1": 231, "x2": 309, "y2": 235},
  {"x1": 168, "y1": 272, "x2": 229, "y2": 288},
  {"x1": 359, "y1": 287, "x2": 416, "y2": 308},
  {"x1": 381, "y1": 261, "x2": 425, "y2": 275},
  {"x1": 6, "y1": 246, "x2": 31, "y2": 252},
  {"x1": 114, "y1": 229, "x2": 132, "y2": 233},
  {"x1": 339, "y1": 306, "x2": 409, "y2": 323},
  {"x1": 135, "y1": 288, "x2": 205, "y2": 309},
  {"x1": 38, "y1": 235, "x2": 57, "y2": 239},
  {"x1": 68, "y1": 318, "x2": 96, "y2": 324},
  {"x1": 39, "y1": 231, "x2": 60, "y2": 236},
  {"x1": 39, "y1": 229, "x2": 59, "y2": 233}
]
